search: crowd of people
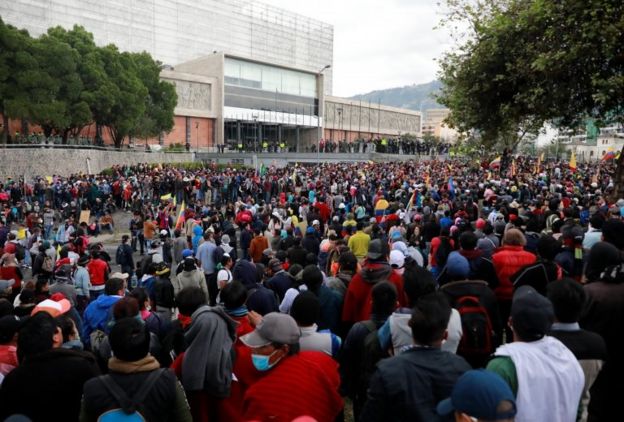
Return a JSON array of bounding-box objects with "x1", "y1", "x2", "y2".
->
[
  {"x1": 227, "y1": 137, "x2": 451, "y2": 155},
  {"x1": 0, "y1": 154, "x2": 621, "y2": 421}
]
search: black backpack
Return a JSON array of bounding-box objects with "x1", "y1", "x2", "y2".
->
[
  {"x1": 116, "y1": 245, "x2": 126, "y2": 266},
  {"x1": 14, "y1": 243, "x2": 25, "y2": 261},
  {"x1": 96, "y1": 369, "x2": 164, "y2": 422},
  {"x1": 454, "y1": 295, "x2": 493, "y2": 361},
  {"x1": 359, "y1": 320, "x2": 388, "y2": 388}
]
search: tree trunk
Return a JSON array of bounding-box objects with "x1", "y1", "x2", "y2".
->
[
  {"x1": 613, "y1": 144, "x2": 624, "y2": 202},
  {"x1": 1, "y1": 114, "x2": 8, "y2": 144},
  {"x1": 42, "y1": 125, "x2": 53, "y2": 138}
]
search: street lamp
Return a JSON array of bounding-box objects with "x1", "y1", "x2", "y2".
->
[
  {"x1": 317, "y1": 64, "x2": 331, "y2": 160},
  {"x1": 195, "y1": 121, "x2": 199, "y2": 152}
]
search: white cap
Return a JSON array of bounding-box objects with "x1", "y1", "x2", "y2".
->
[
  {"x1": 312, "y1": 219, "x2": 320, "y2": 226},
  {"x1": 389, "y1": 250, "x2": 405, "y2": 269},
  {"x1": 159, "y1": 230, "x2": 168, "y2": 236}
]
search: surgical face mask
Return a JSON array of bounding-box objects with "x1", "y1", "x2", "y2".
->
[
  {"x1": 62, "y1": 339, "x2": 84, "y2": 351},
  {"x1": 251, "y1": 350, "x2": 281, "y2": 372}
]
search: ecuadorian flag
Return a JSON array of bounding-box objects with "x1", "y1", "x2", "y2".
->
[{"x1": 374, "y1": 198, "x2": 389, "y2": 222}]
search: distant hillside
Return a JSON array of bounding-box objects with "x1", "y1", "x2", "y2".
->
[{"x1": 349, "y1": 80, "x2": 443, "y2": 111}]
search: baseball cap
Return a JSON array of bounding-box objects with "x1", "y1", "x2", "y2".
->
[
  {"x1": 109, "y1": 272, "x2": 129, "y2": 280},
  {"x1": 159, "y1": 229, "x2": 168, "y2": 237},
  {"x1": 511, "y1": 285, "x2": 554, "y2": 341},
  {"x1": 268, "y1": 258, "x2": 282, "y2": 273},
  {"x1": 367, "y1": 239, "x2": 386, "y2": 260},
  {"x1": 312, "y1": 219, "x2": 320, "y2": 226},
  {"x1": 31, "y1": 298, "x2": 71, "y2": 317},
  {"x1": 389, "y1": 250, "x2": 405, "y2": 269},
  {"x1": 306, "y1": 226, "x2": 315, "y2": 234},
  {"x1": 182, "y1": 249, "x2": 194, "y2": 258},
  {"x1": 240, "y1": 312, "x2": 301, "y2": 347},
  {"x1": 437, "y1": 370, "x2": 516, "y2": 420},
  {"x1": 476, "y1": 218, "x2": 486, "y2": 230}
]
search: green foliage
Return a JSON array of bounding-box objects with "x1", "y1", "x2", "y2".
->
[
  {"x1": 437, "y1": 0, "x2": 624, "y2": 151},
  {"x1": 0, "y1": 20, "x2": 177, "y2": 148}
]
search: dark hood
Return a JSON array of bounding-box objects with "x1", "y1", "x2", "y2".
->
[{"x1": 360, "y1": 260, "x2": 392, "y2": 284}]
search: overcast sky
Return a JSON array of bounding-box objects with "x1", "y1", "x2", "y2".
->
[{"x1": 261, "y1": 0, "x2": 454, "y2": 97}]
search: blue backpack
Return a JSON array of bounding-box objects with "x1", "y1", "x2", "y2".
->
[{"x1": 97, "y1": 369, "x2": 164, "y2": 422}]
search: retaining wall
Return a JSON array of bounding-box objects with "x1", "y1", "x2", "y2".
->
[{"x1": 0, "y1": 147, "x2": 194, "y2": 179}]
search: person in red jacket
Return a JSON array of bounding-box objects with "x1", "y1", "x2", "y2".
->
[
  {"x1": 240, "y1": 312, "x2": 343, "y2": 422},
  {"x1": 87, "y1": 250, "x2": 110, "y2": 299},
  {"x1": 342, "y1": 239, "x2": 406, "y2": 325},
  {"x1": 492, "y1": 228, "x2": 536, "y2": 341}
]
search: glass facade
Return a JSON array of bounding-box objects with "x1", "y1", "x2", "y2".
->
[
  {"x1": 224, "y1": 57, "x2": 319, "y2": 116},
  {"x1": 225, "y1": 58, "x2": 317, "y2": 98}
]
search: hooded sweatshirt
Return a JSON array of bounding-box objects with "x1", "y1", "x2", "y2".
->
[
  {"x1": 342, "y1": 259, "x2": 406, "y2": 323},
  {"x1": 181, "y1": 306, "x2": 237, "y2": 396},
  {"x1": 83, "y1": 294, "x2": 122, "y2": 341}
]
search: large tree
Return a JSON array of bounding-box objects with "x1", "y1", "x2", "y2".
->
[
  {"x1": 128, "y1": 52, "x2": 177, "y2": 143},
  {"x1": 95, "y1": 46, "x2": 147, "y2": 148},
  {"x1": 437, "y1": 0, "x2": 623, "y2": 152},
  {"x1": 0, "y1": 18, "x2": 40, "y2": 143}
]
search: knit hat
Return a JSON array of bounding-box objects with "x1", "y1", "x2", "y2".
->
[
  {"x1": 445, "y1": 251, "x2": 470, "y2": 280},
  {"x1": 437, "y1": 369, "x2": 517, "y2": 420}
]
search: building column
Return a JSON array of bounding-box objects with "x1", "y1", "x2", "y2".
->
[
  {"x1": 257, "y1": 123, "x2": 262, "y2": 153},
  {"x1": 236, "y1": 120, "x2": 241, "y2": 144},
  {"x1": 295, "y1": 126, "x2": 300, "y2": 153}
]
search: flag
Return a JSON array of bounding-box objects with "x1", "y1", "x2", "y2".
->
[
  {"x1": 374, "y1": 198, "x2": 389, "y2": 222},
  {"x1": 175, "y1": 201, "x2": 186, "y2": 229},
  {"x1": 406, "y1": 190, "x2": 421, "y2": 211},
  {"x1": 489, "y1": 157, "x2": 501, "y2": 169},
  {"x1": 569, "y1": 150, "x2": 577, "y2": 172},
  {"x1": 259, "y1": 163, "x2": 267, "y2": 176},
  {"x1": 602, "y1": 150, "x2": 616, "y2": 161},
  {"x1": 160, "y1": 193, "x2": 172, "y2": 201},
  {"x1": 424, "y1": 173, "x2": 430, "y2": 187},
  {"x1": 535, "y1": 153, "x2": 543, "y2": 173},
  {"x1": 511, "y1": 159, "x2": 517, "y2": 177},
  {"x1": 448, "y1": 176, "x2": 455, "y2": 199}
]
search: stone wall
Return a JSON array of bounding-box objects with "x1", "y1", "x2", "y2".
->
[{"x1": 0, "y1": 148, "x2": 194, "y2": 179}]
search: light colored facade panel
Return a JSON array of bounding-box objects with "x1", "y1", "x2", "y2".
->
[{"x1": 0, "y1": 0, "x2": 334, "y2": 93}]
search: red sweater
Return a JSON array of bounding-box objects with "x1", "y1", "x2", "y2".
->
[
  {"x1": 492, "y1": 245, "x2": 536, "y2": 301},
  {"x1": 342, "y1": 261, "x2": 406, "y2": 323},
  {"x1": 243, "y1": 351, "x2": 343, "y2": 422},
  {"x1": 87, "y1": 258, "x2": 108, "y2": 287}
]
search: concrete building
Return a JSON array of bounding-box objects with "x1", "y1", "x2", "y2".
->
[
  {"x1": 1, "y1": 0, "x2": 423, "y2": 151},
  {"x1": 422, "y1": 108, "x2": 458, "y2": 143},
  {"x1": 324, "y1": 97, "x2": 421, "y2": 142},
  {"x1": 1, "y1": 0, "x2": 334, "y2": 94},
  {"x1": 561, "y1": 124, "x2": 624, "y2": 162}
]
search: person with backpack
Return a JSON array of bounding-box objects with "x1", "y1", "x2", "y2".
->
[
  {"x1": 360, "y1": 292, "x2": 471, "y2": 421},
  {"x1": 80, "y1": 317, "x2": 192, "y2": 421},
  {"x1": 115, "y1": 235, "x2": 134, "y2": 279},
  {"x1": 378, "y1": 257, "x2": 463, "y2": 355},
  {"x1": 439, "y1": 252, "x2": 501, "y2": 368},
  {"x1": 492, "y1": 229, "x2": 537, "y2": 342},
  {"x1": 340, "y1": 282, "x2": 398, "y2": 421}
]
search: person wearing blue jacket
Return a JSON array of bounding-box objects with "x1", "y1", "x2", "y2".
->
[{"x1": 82, "y1": 277, "x2": 125, "y2": 346}]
